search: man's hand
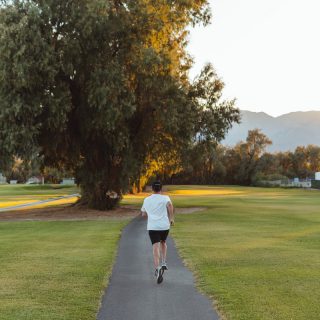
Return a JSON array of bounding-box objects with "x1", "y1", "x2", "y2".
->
[
  {"x1": 170, "y1": 219, "x2": 175, "y2": 226},
  {"x1": 141, "y1": 210, "x2": 147, "y2": 218}
]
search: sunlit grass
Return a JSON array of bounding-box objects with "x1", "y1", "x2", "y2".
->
[
  {"x1": 0, "y1": 197, "x2": 79, "y2": 210},
  {"x1": 0, "y1": 200, "x2": 39, "y2": 207},
  {"x1": 123, "y1": 185, "x2": 320, "y2": 320},
  {"x1": 0, "y1": 185, "x2": 79, "y2": 210},
  {"x1": 169, "y1": 189, "x2": 244, "y2": 196}
]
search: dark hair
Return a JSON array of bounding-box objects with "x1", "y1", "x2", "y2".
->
[{"x1": 152, "y1": 181, "x2": 162, "y2": 192}]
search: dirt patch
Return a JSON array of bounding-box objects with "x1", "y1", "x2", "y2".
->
[
  {"x1": 0, "y1": 205, "x2": 140, "y2": 221},
  {"x1": 0, "y1": 205, "x2": 207, "y2": 222}
]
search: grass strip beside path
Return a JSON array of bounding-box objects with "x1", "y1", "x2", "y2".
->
[{"x1": 0, "y1": 219, "x2": 129, "y2": 320}]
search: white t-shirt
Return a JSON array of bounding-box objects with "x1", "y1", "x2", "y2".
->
[{"x1": 141, "y1": 194, "x2": 172, "y2": 230}]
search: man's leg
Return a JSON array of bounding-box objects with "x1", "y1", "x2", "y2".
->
[
  {"x1": 153, "y1": 242, "x2": 164, "y2": 283},
  {"x1": 160, "y1": 241, "x2": 167, "y2": 265},
  {"x1": 152, "y1": 242, "x2": 160, "y2": 269},
  {"x1": 159, "y1": 230, "x2": 169, "y2": 269}
]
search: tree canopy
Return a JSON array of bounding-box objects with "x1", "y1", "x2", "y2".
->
[{"x1": 0, "y1": 0, "x2": 240, "y2": 209}]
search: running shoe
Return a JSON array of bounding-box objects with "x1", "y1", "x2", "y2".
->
[
  {"x1": 156, "y1": 267, "x2": 163, "y2": 284},
  {"x1": 161, "y1": 262, "x2": 168, "y2": 271}
]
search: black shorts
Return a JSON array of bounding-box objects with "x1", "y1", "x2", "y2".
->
[{"x1": 148, "y1": 230, "x2": 169, "y2": 245}]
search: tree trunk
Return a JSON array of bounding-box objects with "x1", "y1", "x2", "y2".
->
[
  {"x1": 75, "y1": 157, "x2": 123, "y2": 210},
  {"x1": 79, "y1": 181, "x2": 121, "y2": 210}
]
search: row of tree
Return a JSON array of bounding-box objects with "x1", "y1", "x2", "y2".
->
[
  {"x1": 3, "y1": 128, "x2": 319, "y2": 191},
  {"x1": 166, "y1": 129, "x2": 320, "y2": 185},
  {"x1": 1, "y1": 155, "x2": 73, "y2": 184}
]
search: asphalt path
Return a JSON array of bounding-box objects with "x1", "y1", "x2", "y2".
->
[{"x1": 97, "y1": 216, "x2": 219, "y2": 320}]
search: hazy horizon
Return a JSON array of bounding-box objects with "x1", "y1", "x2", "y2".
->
[{"x1": 239, "y1": 109, "x2": 320, "y2": 118}]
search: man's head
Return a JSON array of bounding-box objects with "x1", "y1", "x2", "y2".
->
[{"x1": 152, "y1": 181, "x2": 162, "y2": 193}]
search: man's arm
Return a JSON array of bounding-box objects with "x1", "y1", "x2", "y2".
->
[
  {"x1": 141, "y1": 200, "x2": 147, "y2": 218},
  {"x1": 167, "y1": 201, "x2": 174, "y2": 226}
]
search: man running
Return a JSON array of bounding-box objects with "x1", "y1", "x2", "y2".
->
[{"x1": 141, "y1": 181, "x2": 174, "y2": 284}]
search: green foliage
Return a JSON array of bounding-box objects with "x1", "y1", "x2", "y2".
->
[
  {"x1": 175, "y1": 129, "x2": 271, "y2": 185},
  {"x1": 174, "y1": 141, "x2": 227, "y2": 184},
  {"x1": 42, "y1": 166, "x2": 74, "y2": 184},
  {"x1": 143, "y1": 64, "x2": 240, "y2": 186},
  {"x1": 255, "y1": 172, "x2": 289, "y2": 182},
  {"x1": 257, "y1": 145, "x2": 320, "y2": 182},
  {"x1": 311, "y1": 179, "x2": 320, "y2": 189},
  {"x1": 233, "y1": 129, "x2": 272, "y2": 184},
  {"x1": 252, "y1": 172, "x2": 289, "y2": 187},
  {"x1": 0, "y1": 0, "x2": 239, "y2": 209},
  {"x1": 171, "y1": 124, "x2": 320, "y2": 186},
  {"x1": 2, "y1": 156, "x2": 41, "y2": 183}
]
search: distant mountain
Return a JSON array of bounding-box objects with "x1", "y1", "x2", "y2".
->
[{"x1": 222, "y1": 110, "x2": 320, "y2": 152}]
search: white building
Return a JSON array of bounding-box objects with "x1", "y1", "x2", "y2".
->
[
  {"x1": 26, "y1": 176, "x2": 42, "y2": 184},
  {"x1": 60, "y1": 178, "x2": 75, "y2": 185},
  {"x1": 0, "y1": 172, "x2": 7, "y2": 184}
]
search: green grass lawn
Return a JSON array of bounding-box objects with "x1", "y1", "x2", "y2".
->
[
  {"x1": 125, "y1": 186, "x2": 320, "y2": 320},
  {"x1": 2, "y1": 185, "x2": 319, "y2": 319},
  {"x1": 0, "y1": 219, "x2": 129, "y2": 320},
  {"x1": 0, "y1": 184, "x2": 79, "y2": 197}
]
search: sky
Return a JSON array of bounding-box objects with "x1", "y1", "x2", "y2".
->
[{"x1": 187, "y1": 0, "x2": 320, "y2": 117}]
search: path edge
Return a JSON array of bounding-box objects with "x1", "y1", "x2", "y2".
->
[
  {"x1": 95, "y1": 216, "x2": 138, "y2": 320},
  {"x1": 170, "y1": 228, "x2": 224, "y2": 320}
]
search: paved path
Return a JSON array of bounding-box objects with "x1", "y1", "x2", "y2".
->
[{"x1": 97, "y1": 216, "x2": 219, "y2": 320}]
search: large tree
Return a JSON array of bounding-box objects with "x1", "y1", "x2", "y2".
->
[{"x1": 0, "y1": 0, "x2": 239, "y2": 209}]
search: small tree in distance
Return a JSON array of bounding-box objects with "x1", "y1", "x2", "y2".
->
[{"x1": 236, "y1": 129, "x2": 272, "y2": 184}]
